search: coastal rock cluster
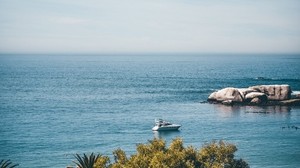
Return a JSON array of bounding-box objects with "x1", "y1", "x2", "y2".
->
[{"x1": 208, "y1": 85, "x2": 300, "y2": 106}]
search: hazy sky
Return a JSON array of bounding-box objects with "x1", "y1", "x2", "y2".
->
[{"x1": 0, "y1": 0, "x2": 300, "y2": 54}]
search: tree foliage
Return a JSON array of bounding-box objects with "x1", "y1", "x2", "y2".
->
[
  {"x1": 0, "y1": 160, "x2": 19, "y2": 168},
  {"x1": 90, "y1": 138, "x2": 249, "y2": 168},
  {"x1": 73, "y1": 153, "x2": 100, "y2": 168}
]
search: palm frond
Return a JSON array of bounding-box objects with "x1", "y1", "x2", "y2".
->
[
  {"x1": 73, "y1": 153, "x2": 100, "y2": 168},
  {"x1": 0, "y1": 160, "x2": 19, "y2": 168}
]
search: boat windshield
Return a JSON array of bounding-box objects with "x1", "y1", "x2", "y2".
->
[{"x1": 155, "y1": 119, "x2": 172, "y2": 126}]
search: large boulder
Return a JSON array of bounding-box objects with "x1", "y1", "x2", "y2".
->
[
  {"x1": 208, "y1": 87, "x2": 243, "y2": 103},
  {"x1": 249, "y1": 85, "x2": 291, "y2": 101},
  {"x1": 245, "y1": 92, "x2": 268, "y2": 105},
  {"x1": 207, "y1": 85, "x2": 299, "y2": 106},
  {"x1": 250, "y1": 97, "x2": 263, "y2": 105},
  {"x1": 245, "y1": 92, "x2": 267, "y2": 100},
  {"x1": 208, "y1": 92, "x2": 217, "y2": 100},
  {"x1": 238, "y1": 88, "x2": 256, "y2": 99},
  {"x1": 291, "y1": 91, "x2": 300, "y2": 99}
]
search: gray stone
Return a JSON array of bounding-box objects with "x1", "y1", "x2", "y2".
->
[
  {"x1": 238, "y1": 88, "x2": 256, "y2": 99},
  {"x1": 207, "y1": 84, "x2": 299, "y2": 106},
  {"x1": 222, "y1": 100, "x2": 233, "y2": 105},
  {"x1": 245, "y1": 92, "x2": 267, "y2": 99},
  {"x1": 291, "y1": 91, "x2": 300, "y2": 99},
  {"x1": 214, "y1": 88, "x2": 243, "y2": 102},
  {"x1": 249, "y1": 85, "x2": 291, "y2": 101},
  {"x1": 208, "y1": 92, "x2": 217, "y2": 100},
  {"x1": 279, "y1": 99, "x2": 300, "y2": 106},
  {"x1": 250, "y1": 97, "x2": 262, "y2": 104}
]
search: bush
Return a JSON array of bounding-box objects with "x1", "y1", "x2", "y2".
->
[{"x1": 88, "y1": 138, "x2": 249, "y2": 168}]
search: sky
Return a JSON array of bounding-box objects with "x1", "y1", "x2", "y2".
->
[{"x1": 0, "y1": 0, "x2": 300, "y2": 54}]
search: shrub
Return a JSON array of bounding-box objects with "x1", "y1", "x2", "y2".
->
[{"x1": 91, "y1": 138, "x2": 249, "y2": 168}]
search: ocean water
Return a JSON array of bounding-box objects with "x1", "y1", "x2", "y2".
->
[{"x1": 0, "y1": 54, "x2": 300, "y2": 168}]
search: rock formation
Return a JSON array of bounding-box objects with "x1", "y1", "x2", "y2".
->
[
  {"x1": 249, "y1": 85, "x2": 291, "y2": 100},
  {"x1": 208, "y1": 85, "x2": 300, "y2": 106},
  {"x1": 208, "y1": 87, "x2": 243, "y2": 103}
]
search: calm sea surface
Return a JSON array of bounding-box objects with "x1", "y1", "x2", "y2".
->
[{"x1": 0, "y1": 54, "x2": 300, "y2": 168}]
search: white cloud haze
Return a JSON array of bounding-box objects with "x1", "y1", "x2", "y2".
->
[{"x1": 0, "y1": 0, "x2": 299, "y2": 53}]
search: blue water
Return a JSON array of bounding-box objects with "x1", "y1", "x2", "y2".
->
[{"x1": 0, "y1": 54, "x2": 300, "y2": 168}]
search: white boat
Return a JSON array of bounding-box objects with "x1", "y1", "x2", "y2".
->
[{"x1": 152, "y1": 119, "x2": 181, "y2": 131}]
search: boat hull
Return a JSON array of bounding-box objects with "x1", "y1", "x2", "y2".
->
[{"x1": 152, "y1": 125, "x2": 181, "y2": 131}]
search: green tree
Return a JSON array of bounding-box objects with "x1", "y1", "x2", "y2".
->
[
  {"x1": 91, "y1": 138, "x2": 249, "y2": 168},
  {"x1": 93, "y1": 155, "x2": 110, "y2": 168},
  {"x1": 198, "y1": 140, "x2": 246, "y2": 168},
  {"x1": 111, "y1": 148, "x2": 128, "y2": 168}
]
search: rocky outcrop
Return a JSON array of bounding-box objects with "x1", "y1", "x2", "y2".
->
[
  {"x1": 208, "y1": 84, "x2": 300, "y2": 106},
  {"x1": 244, "y1": 92, "x2": 266, "y2": 100},
  {"x1": 249, "y1": 85, "x2": 291, "y2": 100},
  {"x1": 208, "y1": 87, "x2": 243, "y2": 103},
  {"x1": 238, "y1": 88, "x2": 256, "y2": 99},
  {"x1": 291, "y1": 91, "x2": 300, "y2": 99}
]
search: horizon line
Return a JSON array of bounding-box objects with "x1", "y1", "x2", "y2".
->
[{"x1": 1, "y1": 52, "x2": 300, "y2": 56}]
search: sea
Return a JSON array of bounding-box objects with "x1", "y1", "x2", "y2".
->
[{"x1": 0, "y1": 54, "x2": 300, "y2": 168}]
